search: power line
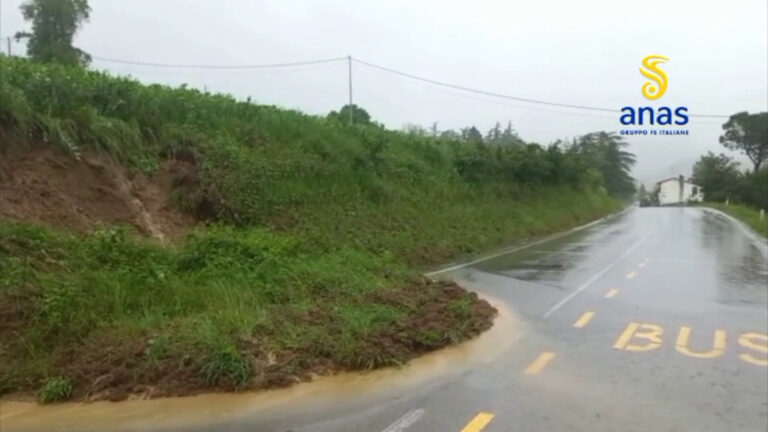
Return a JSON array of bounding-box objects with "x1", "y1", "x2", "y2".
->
[
  {"x1": 352, "y1": 57, "x2": 729, "y2": 119},
  {"x1": 91, "y1": 55, "x2": 348, "y2": 69},
  {"x1": 358, "y1": 69, "x2": 620, "y2": 121},
  {"x1": 353, "y1": 57, "x2": 617, "y2": 114},
  {"x1": 89, "y1": 53, "x2": 729, "y2": 118}
]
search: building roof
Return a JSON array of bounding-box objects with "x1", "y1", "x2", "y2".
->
[{"x1": 656, "y1": 176, "x2": 699, "y2": 186}]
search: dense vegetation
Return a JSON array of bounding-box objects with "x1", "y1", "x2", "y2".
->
[
  {"x1": 718, "y1": 111, "x2": 768, "y2": 174},
  {"x1": 0, "y1": 55, "x2": 627, "y2": 402},
  {"x1": 692, "y1": 152, "x2": 768, "y2": 210}
]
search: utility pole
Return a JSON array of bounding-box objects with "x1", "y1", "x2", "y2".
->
[
  {"x1": 6, "y1": 37, "x2": 11, "y2": 56},
  {"x1": 347, "y1": 55, "x2": 353, "y2": 124}
]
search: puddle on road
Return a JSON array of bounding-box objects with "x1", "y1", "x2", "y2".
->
[{"x1": 1, "y1": 296, "x2": 519, "y2": 432}]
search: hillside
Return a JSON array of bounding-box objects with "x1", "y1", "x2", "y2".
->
[{"x1": 0, "y1": 56, "x2": 622, "y2": 402}]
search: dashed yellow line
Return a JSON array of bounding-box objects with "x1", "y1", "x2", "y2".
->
[
  {"x1": 605, "y1": 288, "x2": 619, "y2": 298},
  {"x1": 460, "y1": 412, "x2": 495, "y2": 432},
  {"x1": 626, "y1": 271, "x2": 637, "y2": 279},
  {"x1": 573, "y1": 311, "x2": 595, "y2": 328},
  {"x1": 525, "y1": 351, "x2": 555, "y2": 375}
]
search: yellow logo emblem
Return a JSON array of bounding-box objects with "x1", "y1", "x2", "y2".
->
[{"x1": 639, "y1": 55, "x2": 669, "y2": 100}]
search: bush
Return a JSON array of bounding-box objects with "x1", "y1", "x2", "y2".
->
[
  {"x1": 37, "y1": 377, "x2": 72, "y2": 403},
  {"x1": 740, "y1": 169, "x2": 768, "y2": 210}
]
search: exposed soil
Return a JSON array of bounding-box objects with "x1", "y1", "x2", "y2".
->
[
  {"x1": 0, "y1": 145, "x2": 195, "y2": 240},
  {"x1": 364, "y1": 279, "x2": 497, "y2": 359}
]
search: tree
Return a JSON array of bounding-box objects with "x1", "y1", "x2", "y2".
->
[
  {"x1": 719, "y1": 111, "x2": 768, "y2": 173},
  {"x1": 327, "y1": 104, "x2": 372, "y2": 125},
  {"x1": 14, "y1": 0, "x2": 91, "y2": 66},
  {"x1": 439, "y1": 129, "x2": 461, "y2": 140},
  {"x1": 485, "y1": 122, "x2": 502, "y2": 144},
  {"x1": 461, "y1": 126, "x2": 483, "y2": 145},
  {"x1": 691, "y1": 152, "x2": 742, "y2": 202},
  {"x1": 484, "y1": 121, "x2": 523, "y2": 147},
  {"x1": 500, "y1": 121, "x2": 524, "y2": 147},
  {"x1": 740, "y1": 167, "x2": 768, "y2": 210},
  {"x1": 402, "y1": 123, "x2": 428, "y2": 136},
  {"x1": 570, "y1": 131, "x2": 636, "y2": 199},
  {"x1": 637, "y1": 183, "x2": 647, "y2": 201}
]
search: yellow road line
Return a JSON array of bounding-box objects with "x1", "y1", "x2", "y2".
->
[
  {"x1": 573, "y1": 311, "x2": 595, "y2": 328},
  {"x1": 626, "y1": 271, "x2": 637, "y2": 279},
  {"x1": 525, "y1": 351, "x2": 555, "y2": 375},
  {"x1": 605, "y1": 288, "x2": 619, "y2": 298},
  {"x1": 460, "y1": 412, "x2": 495, "y2": 432}
]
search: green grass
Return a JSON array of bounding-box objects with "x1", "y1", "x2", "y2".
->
[
  {"x1": 0, "y1": 55, "x2": 623, "y2": 401},
  {"x1": 703, "y1": 202, "x2": 768, "y2": 237},
  {"x1": 37, "y1": 377, "x2": 72, "y2": 404}
]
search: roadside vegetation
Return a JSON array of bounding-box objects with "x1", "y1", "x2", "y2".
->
[
  {"x1": 0, "y1": 0, "x2": 636, "y2": 402},
  {"x1": 688, "y1": 111, "x2": 767, "y2": 236},
  {"x1": 692, "y1": 150, "x2": 768, "y2": 211}
]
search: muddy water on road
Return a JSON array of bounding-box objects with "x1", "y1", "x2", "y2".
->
[{"x1": 1, "y1": 297, "x2": 519, "y2": 432}]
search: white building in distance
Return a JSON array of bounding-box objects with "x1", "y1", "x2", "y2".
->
[{"x1": 655, "y1": 175, "x2": 704, "y2": 206}]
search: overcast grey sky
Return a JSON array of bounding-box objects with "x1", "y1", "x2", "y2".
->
[{"x1": 2, "y1": 0, "x2": 766, "y2": 182}]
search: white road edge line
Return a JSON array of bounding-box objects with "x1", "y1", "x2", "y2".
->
[
  {"x1": 381, "y1": 408, "x2": 426, "y2": 432},
  {"x1": 700, "y1": 207, "x2": 768, "y2": 259},
  {"x1": 424, "y1": 207, "x2": 633, "y2": 278},
  {"x1": 541, "y1": 232, "x2": 652, "y2": 319}
]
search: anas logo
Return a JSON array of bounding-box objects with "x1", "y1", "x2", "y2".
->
[
  {"x1": 640, "y1": 55, "x2": 669, "y2": 100},
  {"x1": 619, "y1": 54, "x2": 688, "y2": 132}
]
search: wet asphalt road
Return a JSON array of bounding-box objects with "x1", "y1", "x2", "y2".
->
[{"x1": 5, "y1": 207, "x2": 768, "y2": 432}]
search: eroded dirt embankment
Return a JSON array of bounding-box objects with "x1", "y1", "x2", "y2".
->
[
  {"x1": 0, "y1": 144, "x2": 498, "y2": 404},
  {"x1": 0, "y1": 145, "x2": 195, "y2": 240}
]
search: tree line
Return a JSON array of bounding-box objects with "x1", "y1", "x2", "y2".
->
[
  {"x1": 327, "y1": 105, "x2": 637, "y2": 200},
  {"x1": 691, "y1": 111, "x2": 767, "y2": 210}
]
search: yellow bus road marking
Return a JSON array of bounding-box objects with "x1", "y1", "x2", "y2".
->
[
  {"x1": 675, "y1": 326, "x2": 726, "y2": 359},
  {"x1": 460, "y1": 412, "x2": 495, "y2": 432},
  {"x1": 525, "y1": 351, "x2": 555, "y2": 375},
  {"x1": 605, "y1": 289, "x2": 619, "y2": 298},
  {"x1": 626, "y1": 271, "x2": 637, "y2": 279},
  {"x1": 613, "y1": 322, "x2": 663, "y2": 351},
  {"x1": 573, "y1": 311, "x2": 595, "y2": 328},
  {"x1": 739, "y1": 333, "x2": 768, "y2": 367},
  {"x1": 611, "y1": 323, "x2": 767, "y2": 366}
]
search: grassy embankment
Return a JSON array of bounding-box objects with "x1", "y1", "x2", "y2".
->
[
  {"x1": 0, "y1": 56, "x2": 621, "y2": 402},
  {"x1": 703, "y1": 202, "x2": 768, "y2": 237}
]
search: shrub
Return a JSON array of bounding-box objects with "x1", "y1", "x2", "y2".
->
[{"x1": 37, "y1": 377, "x2": 72, "y2": 403}]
